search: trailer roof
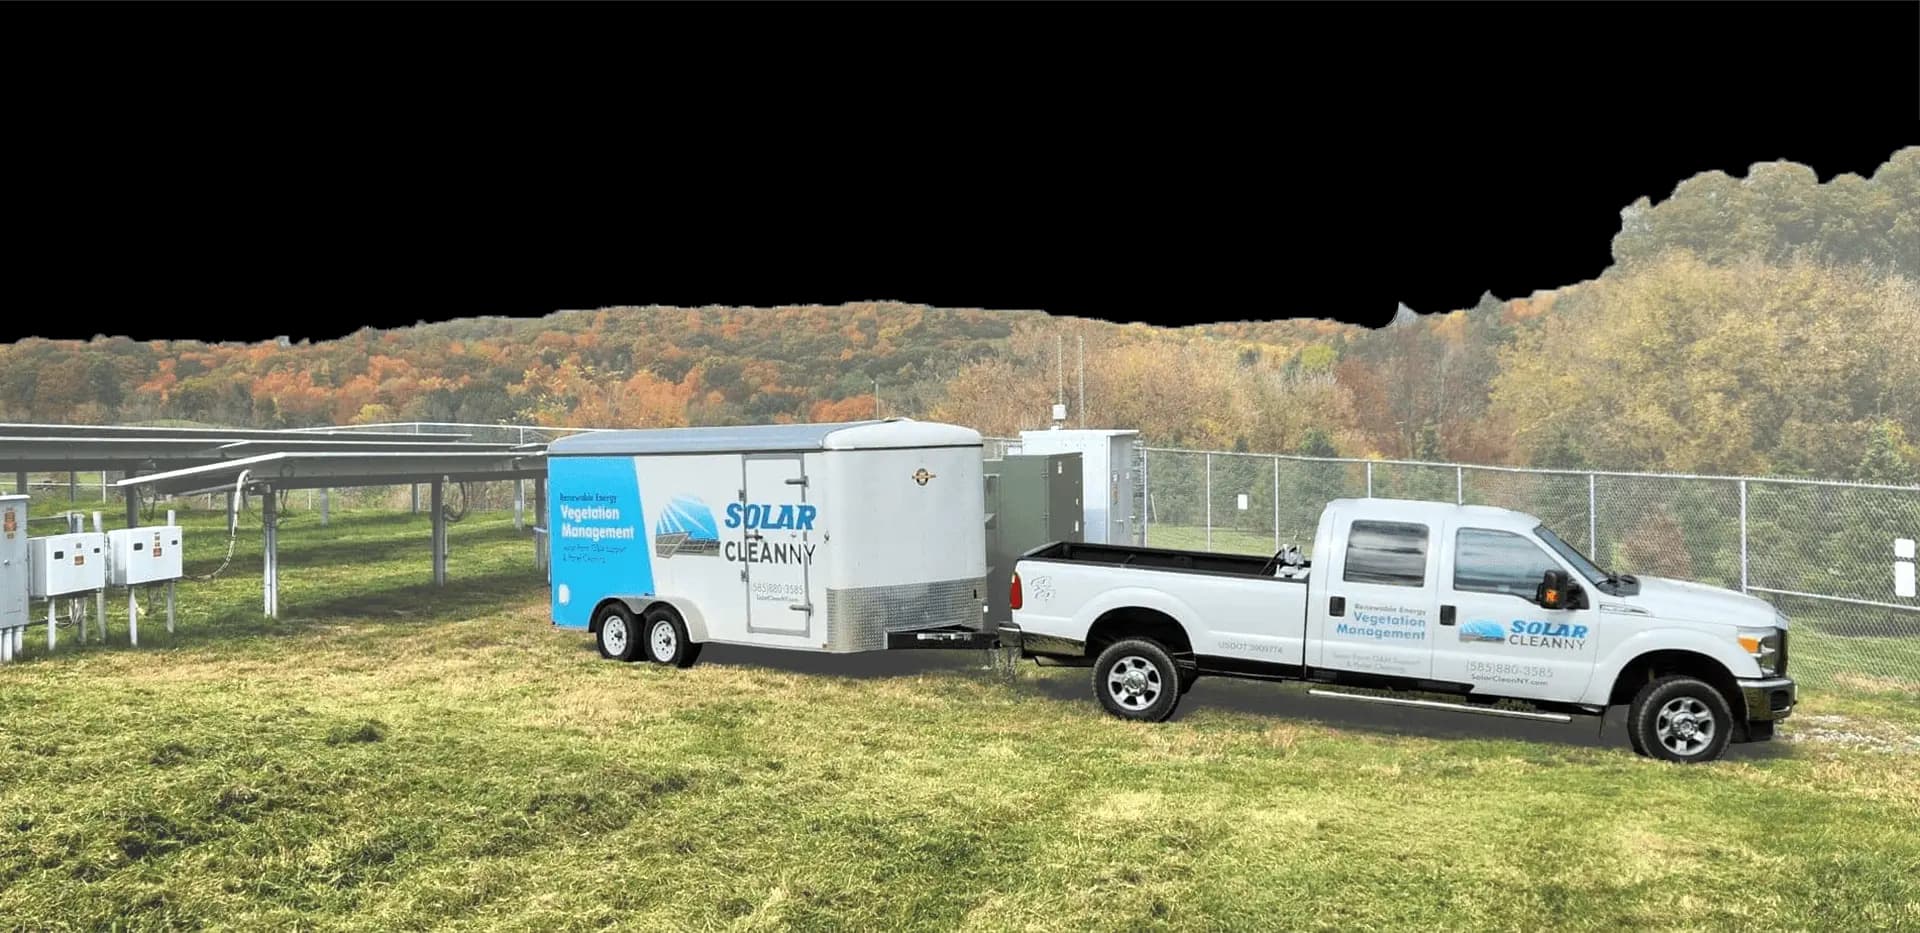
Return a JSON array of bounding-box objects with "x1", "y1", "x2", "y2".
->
[{"x1": 546, "y1": 419, "x2": 982, "y2": 456}]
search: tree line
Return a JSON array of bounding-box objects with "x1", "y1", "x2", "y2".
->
[{"x1": 1, "y1": 148, "x2": 1914, "y2": 486}]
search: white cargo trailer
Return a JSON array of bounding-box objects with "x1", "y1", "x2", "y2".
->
[
  {"x1": 1, "y1": 495, "x2": 26, "y2": 661},
  {"x1": 546, "y1": 419, "x2": 993, "y2": 666}
]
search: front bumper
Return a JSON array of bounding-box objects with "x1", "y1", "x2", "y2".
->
[{"x1": 1738, "y1": 676, "x2": 1796, "y2": 722}]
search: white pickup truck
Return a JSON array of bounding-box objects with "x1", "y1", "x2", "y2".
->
[{"x1": 1000, "y1": 497, "x2": 1795, "y2": 763}]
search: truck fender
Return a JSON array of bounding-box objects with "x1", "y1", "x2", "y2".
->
[
  {"x1": 604, "y1": 595, "x2": 711, "y2": 644},
  {"x1": 1583, "y1": 628, "x2": 1759, "y2": 707},
  {"x1": 1070, "y1": 586, "x2": 1205, "y2": 651}
]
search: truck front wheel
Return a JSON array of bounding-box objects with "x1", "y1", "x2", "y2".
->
[
  {"x1": 1093, "y1": 638, "x2": 1182, "y2": 722},
  {"x1": 1628, "y1": 675, "x2": 1734, "y2": 763}
]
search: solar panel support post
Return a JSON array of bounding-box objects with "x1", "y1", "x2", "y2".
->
[
  {"x1": 514, "y1": 480, "x2": 524, "y2": 531},
  {"x1": 13, "y1": 471, "x2": 24, "y2": 494},
  {"x1": 125, "y1": 486, "x2": 139, "y2": 530},
  {"x1": 92, "y1": 512, "x2": 106, "y2": 640},
  {"x1": 533, "y1": 476, "x2": 548, "y2": 574},
  {"x1": 431, "y1": 478, "x2": 448, "y2": 587},
  {"x1": 411, "y1": 484, "x2": 420, "y2": 514},
  {"x1": 320, "y1": 487, "x2": 330, "y2": 527},
  {"x1": 68, "y1": 471, "x2": 76, "y2": 501},
  {"x1": 262, "y1": 486, "x2": 279, "y2": 620},
  {"x1": 166, "y1": 510, "x2": 176, "y2": 634}
]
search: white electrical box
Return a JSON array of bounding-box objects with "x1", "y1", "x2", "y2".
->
[
  {"x1": 108, "y1": 526, "x2": 184, "y2": 586},
  {"x1": 30, "y1": 533, "x2": 107, "y2": 597},
  {"x1": 1, "y1": 496, "x2": 27, "y2": 631},
  {"x1": 1018, "y1": 428, "x2": 1140, "y2": 545}
]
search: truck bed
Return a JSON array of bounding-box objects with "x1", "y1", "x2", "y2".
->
[{"x1": 1019, "y1": 541, "x2": 1305, "y2": 579}]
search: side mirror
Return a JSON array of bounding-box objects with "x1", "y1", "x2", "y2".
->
[{"x1": 1536, "y1": 569, "x2": 1571, "y2": 610}]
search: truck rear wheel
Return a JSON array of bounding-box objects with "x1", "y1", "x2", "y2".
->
[
  {"x1": 1093, "y1": 638, "x2": 1182, "y2": 722},
  {"x1": 1628, "y1": 675, "x2": 1733, "y2": 763},
  {"x1": 595, "y1": 603, "x2": 642, "y2": 662}
]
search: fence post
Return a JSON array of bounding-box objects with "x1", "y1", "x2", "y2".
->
[
  {"x1": 1456, "y1": 466, "x2": 1464, "y2": 505},
  {"x1": 1588, "y1": 473, "x2": 1598, "y2": 556},
  {"x1": 1273, "y1": 456, "x2": 1281, "y2": 551},
  {"x1": 1141, "y1": 447, "x2": 1151, "y2": 545},
  {"x1": 1204, "y1": 452, "x2": 1213, "y2": 551},
  {"x1": 1739, "y1": 479, "x2": 1749, "y2": 594},
  {"x1": 1365, "y1": 461, "x2": 1374, "y2": 497}
]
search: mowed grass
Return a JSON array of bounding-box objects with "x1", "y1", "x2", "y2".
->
[{"x1": 2, "y1": 509, "x2": 1919, "y2": 930}]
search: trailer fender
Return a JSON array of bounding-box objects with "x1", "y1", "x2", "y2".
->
[{"x1": 612, "y1": 595, "x2": 709, "y2": 644}]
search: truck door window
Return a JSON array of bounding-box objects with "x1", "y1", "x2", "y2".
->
[
  {"x1": 1454, "y1": 528, "x2": 1561, "y2": 598},
  {"x1": 1342, "y1": 521, "x2": 1429, "y2": 587}
]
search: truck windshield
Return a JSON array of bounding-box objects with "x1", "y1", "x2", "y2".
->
[{"x1": 1534, "y1": 525, "x2": 1608, "y2": 584}]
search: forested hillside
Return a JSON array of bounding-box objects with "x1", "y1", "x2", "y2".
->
[{"x1": 2, "y1": 147, "x2": 1915, "y2": 482}]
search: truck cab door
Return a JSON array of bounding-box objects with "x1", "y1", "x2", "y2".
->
[
  {"x1": 1432, "y1": 523, "x2": 1600, "y2": 701},
  {"x1": 1307, "y1": 516, "x2": 1439, "y2": 680}
]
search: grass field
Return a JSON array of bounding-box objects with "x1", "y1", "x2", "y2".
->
[{"x1": 3, "y1": 507, "x2": 1920, "y2": 930}]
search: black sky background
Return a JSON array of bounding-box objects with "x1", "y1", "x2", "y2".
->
[{"x1": 4, "y1": 2, "x2": 1915, "y2": 342}]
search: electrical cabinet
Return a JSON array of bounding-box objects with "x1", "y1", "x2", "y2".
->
[
  {"x1": 108, "y1": 526, "x2": 184, "y2": 586},
  {"x1": 983, "y1": 453, "x2": 1083, "y2": 626},
  {"x1": 30, "y1": 533, "x2": 107, "y2": 597},
  {"x1": 1, "y1": 496, "x2": 26, "y2": 632},
  {"x1": 1016, "y1": 429, "x2": 1140, "y2": 545}
]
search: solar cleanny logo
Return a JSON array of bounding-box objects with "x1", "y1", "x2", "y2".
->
[
  {"x1": 1461, "y1": 618, "x2": 1590, "y2": 650},
  {"x1": 653, "y1": 495, "x2": 721, "y2": 558}
]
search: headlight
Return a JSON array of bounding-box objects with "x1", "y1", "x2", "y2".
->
[{"x1": 1737, "y1": 626, "x2": 1782, "y2": 676}]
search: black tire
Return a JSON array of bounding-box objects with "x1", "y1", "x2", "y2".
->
[
  {"x1": 595, "y1": 603, "x2": 642, "y2": 662},
  {"x1": 1092, "y1": 638, "x2": 1182, "y2": 722},
  {"x1": 642, "y1": 606, "x2": 699, "y2": 668},
  {"x1": 1628, "y1": 675, "x2": 1734, "y2": 763},
  {"x1": 1626, "y1": 708, "x2": 1649, "y2": 757}
]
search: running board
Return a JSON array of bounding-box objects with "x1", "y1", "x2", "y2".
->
[{"x1": 1307, "y1": 688, "x2": 1574, "y2": 722}]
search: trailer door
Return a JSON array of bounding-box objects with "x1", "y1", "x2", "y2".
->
[{"x1": 743, "y1": 455, "x2": 814, "y2": 637}]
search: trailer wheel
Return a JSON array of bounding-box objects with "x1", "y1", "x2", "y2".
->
[
  {"x1": 643, "y1": 606, "x2": 699, "y2": 668},
  {"x1": 595, "y1": 603, "x2": 641, "y2": 662},
  {"x1": 1093, "y1": 638, "x2": 1182, "y2": 723},
  {"x1": 1628, "y1": 675, "x2": 1733, "y2": 764}
]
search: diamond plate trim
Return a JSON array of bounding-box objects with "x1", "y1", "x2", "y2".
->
[{"x1": 825, "y1": 576, "x2": 986, "y2": 652}]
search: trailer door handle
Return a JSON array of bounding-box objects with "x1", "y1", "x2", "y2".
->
[
  {"x1": 789, "y1": 603, "x2": 813, "y2": 613},
  {"x1": 1329, "y1": 596, "x2": 1345, "y2": 617},
  {"x1": 1440, "y1": 605, "x2": 1456, "y2": 626}
]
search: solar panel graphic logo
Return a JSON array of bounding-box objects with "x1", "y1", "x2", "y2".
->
[{"x1": 654, "y1": 495, "x2": 721, "y2": 558}]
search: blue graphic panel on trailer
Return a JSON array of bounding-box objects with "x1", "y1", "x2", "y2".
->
[{"x1": 549, "y1": 456, "x2": 652, "y2": 629}]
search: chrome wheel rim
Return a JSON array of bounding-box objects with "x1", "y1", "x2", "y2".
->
[
  {"x1": 1106, "y1": 655, "x2": 1163, "y2": 711},
  {"x1": 650, "y1": 620, "x2": 676, "y2": 662},
  {"x1": 1655, "y1": 696, "x2": 1716, "y2": 756},
  {"x1": 604, "y1": 617, "x2": 629, "y2": 655}
]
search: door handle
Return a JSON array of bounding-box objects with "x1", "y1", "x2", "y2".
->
[
  {"x1": 1329, "y1": 596, "x2": 1345, "y2": 617},
  {"x1": 1440, "y1": 605, "x2": 1456, "y2": 626}
]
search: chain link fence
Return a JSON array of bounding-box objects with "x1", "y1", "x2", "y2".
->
[{"x1": 1106, "y1": 446, "x2": 1920, "y2": 698}]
